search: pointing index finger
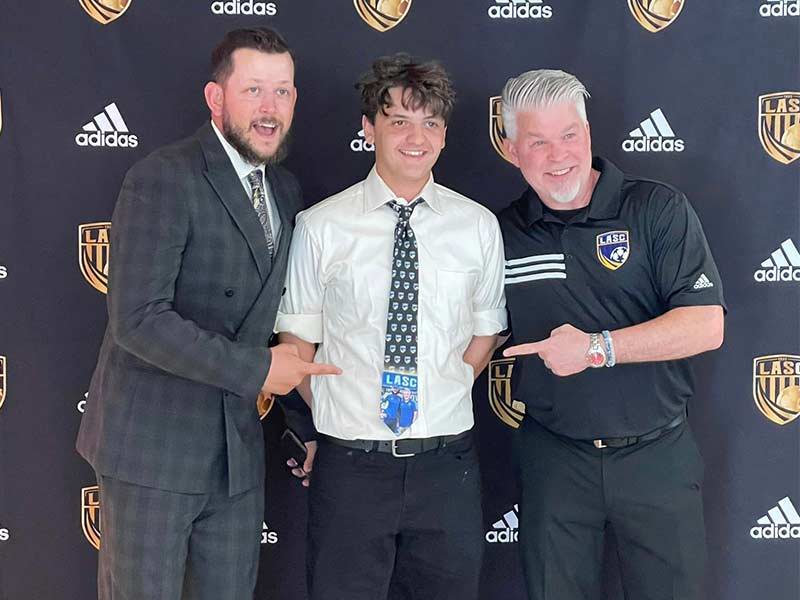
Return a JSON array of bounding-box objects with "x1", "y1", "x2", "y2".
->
[{"x1": 503, "y1": 340, "x2": 548, "y2": 357}]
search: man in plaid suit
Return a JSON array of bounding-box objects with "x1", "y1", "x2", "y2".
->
[{"x1": 76, "y1": 28, "x2": 339, "y2": 600}]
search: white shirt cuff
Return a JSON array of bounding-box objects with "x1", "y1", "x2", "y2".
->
[
  {"x1": 472, "y1": 307, "x2": 508, "y2": 336},
  {"x1": 274, "y1": 312, "x2": 324, "y2": 343}
]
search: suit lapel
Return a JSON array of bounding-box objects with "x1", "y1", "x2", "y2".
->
[
  {"x1": 265, "y1": 165, "x2": 294, "y2": 255},
  {"x1": 197, "y1": 123, "x2": 272, "y2": 280}
]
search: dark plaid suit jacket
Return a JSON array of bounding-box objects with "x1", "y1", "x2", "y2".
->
[{"x1": 77, "y1": 122, "x2": 306, "y2": 496}]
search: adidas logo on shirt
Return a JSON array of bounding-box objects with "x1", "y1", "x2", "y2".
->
[
  {"x1": 485, "y1": 504, "x2": 519, "y2": 543},
  {"x1": 692, "y1": 273, "x2": 714, "y2": 290},
  {"x1": 75, "y1": 102, "x2": 138, "y2": 148},
  {"x1": 750, "y1": 497, "x2": 800, "y2": 539},
  {"x1": 505, "y1": 254, "x2": 566, "y2": 285},
  {"x1": 622, "y1": 108, "x2": 684, "y2": 153},
  {"x1": 754, "y1": 238, "x2": 800, "y2": 283}
]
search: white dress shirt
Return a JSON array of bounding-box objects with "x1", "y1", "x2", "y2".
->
[
  {"x1": 275, "y1": 168, "x2": 507, "y2": 440},
  {"x1": 211, "y1": 120, "x2": 281, "y2": 244}
]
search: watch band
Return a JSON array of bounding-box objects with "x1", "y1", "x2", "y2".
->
[
  {"x1": 586, "y1": 333, "x2": 607, "y2": 368},
  {"x1": 601, "y1": 330, "x2": 616, "y2": 368}
]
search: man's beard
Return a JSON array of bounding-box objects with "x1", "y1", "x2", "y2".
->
[
  {"x1": 222, "y1": 114, "x2": 291, "y2": 166},
  {"x1": 549, "y1": 178, "x2": 581, "y2": 204}
]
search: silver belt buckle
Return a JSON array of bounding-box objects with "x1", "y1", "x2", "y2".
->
[
  {"x1": 391, "y1": 439, "x2": 415, "y2": 458},
  {"x1": 593, "y1": 439, "x2": 607, "y2": 449}
]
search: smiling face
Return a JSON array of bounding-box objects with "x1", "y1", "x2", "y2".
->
[
  {"x1": 205, "y1": 48, "x2": 296, "y2": 165},
  {"x1": 362, "y1": 86, "x2": 447, "y2": 201},
  {"x1": 505, "y1": 101, "x2": 594, "y2": 210}
]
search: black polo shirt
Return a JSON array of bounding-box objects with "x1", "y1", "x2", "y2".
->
[{"x1": 498, "y1": 157, "x2": 726, "y2": 439}]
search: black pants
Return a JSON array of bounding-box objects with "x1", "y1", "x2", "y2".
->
[
  {"x1": 516, "y1": 418, "x2": 707, "y2": 600},
  {"x1": 307, "y1": 433, "x2": 483, "y2": 600}
]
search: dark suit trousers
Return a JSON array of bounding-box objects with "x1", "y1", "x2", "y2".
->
[
  {"x1": 96, "y1": 472, "x2": 263, "y2": 600},
  {"x1": 307, "y1": 433, "x2": 483, "y2": 600},
  {"x1": 515, "y1": 418, "x2": 707, "y2": 600}
]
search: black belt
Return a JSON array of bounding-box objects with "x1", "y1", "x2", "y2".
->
[
  {"x1": 321, "y1": 431, "x2": 470, "y2": 458},
  {"x1": 589, "y1": 414, "x2": 685, "y2": 449}
]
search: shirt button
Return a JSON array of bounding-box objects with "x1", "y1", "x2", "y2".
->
[{"x1": 224, "y1": 288, "x2": 235, "y2": 297}]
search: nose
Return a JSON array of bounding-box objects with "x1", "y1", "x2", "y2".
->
[
  {"x1": 406, "y1": 123, "x2": 425, "y2": 145},
  {"x1": 548, "y1": 139, "x2": 569, "y2": 162},
  {"x1": 259, "y1": 93, "x2": 277, "y2": 114}
]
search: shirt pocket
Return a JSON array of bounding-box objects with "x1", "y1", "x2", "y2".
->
[{"x1": 434, "y1": 269, "x2": 475, "y2": 333}]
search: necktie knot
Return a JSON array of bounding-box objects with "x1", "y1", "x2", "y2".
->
[{"x1": 388, "y1": 198, "x2": 424, "y2": 223}]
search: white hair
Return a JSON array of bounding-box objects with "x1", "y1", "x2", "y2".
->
[{"x1": 501, "y1": 69, "x2": 590, "y2": 140}]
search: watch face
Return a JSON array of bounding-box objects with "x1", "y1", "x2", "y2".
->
[{"x1": 587, "y1": 350, "x2": 605, "y2": 367}]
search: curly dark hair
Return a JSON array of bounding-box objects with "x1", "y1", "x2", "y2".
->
[
  {"x1": 357, "y1": 53, "x2": 456, "y2": 124},
  {"x1": 211, "y1": 28, "x2": 293, "y2": 84}
]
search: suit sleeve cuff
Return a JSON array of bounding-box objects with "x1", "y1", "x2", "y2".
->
[
  {"x1": 273, "y1": 312, "x2": 323, "y2": 343},
  {"x1": 472, "y1": 308, "x2": 508, "y2": 336}
]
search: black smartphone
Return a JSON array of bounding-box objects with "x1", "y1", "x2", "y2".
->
[{"x1": 280, "y1": 428, "x2": 308, "y2": 471}]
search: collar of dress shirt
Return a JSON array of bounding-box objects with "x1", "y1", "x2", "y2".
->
[
  {"x1": 210, "y1": 119, "x2": 266, "y2": 189},
  {"x1": 362, "y1": 166, "x2": 443, "y2": 215}
]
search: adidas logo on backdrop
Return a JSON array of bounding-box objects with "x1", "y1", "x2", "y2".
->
[
  {"x1": 485, "y1": 504, "x2": 519, "y2": 543},
  {"x1": 754, "y1": 239, "x2": 800, "y2": 283},
  {"x1": 75, "y1": 103, "x2": 138, "y2": 148},
  {"x1": 750, "y1": 497, "x2": 800, "y2": 539},
  {"x1": 211, "y1": 0, "x2": 277, "y2": 15},
  {"x1": 487, "y1": 0, "x2": 552, "y2": 19},
  {"x1": 759, "y1": 0, "x2": 799, "y2": 17},
  {"x1": 350, "y1": 129, "x2": 374, "y2": 152},
  {"x1": 622, "y1": 108, "x2": 684, "y2": 153}
]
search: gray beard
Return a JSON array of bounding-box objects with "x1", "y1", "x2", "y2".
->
[
  {"x1": 549, "y1": 179, "x2": 581, "y2": 204},
  {"x1": 222, "y1": 114, "x2": 291, "y2": 166}
]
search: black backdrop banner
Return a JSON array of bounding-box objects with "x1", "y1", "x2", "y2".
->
[{"x1": 0, "y1": 1, "x2": 798, "y2": 599}]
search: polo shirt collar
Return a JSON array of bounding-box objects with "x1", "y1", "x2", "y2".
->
[
  {"x1": 522, "y1": 157, "x2": 625, "y2": 225},
  {"x1": 363, "y1": 166, "x2": 442, "y2": 214}
]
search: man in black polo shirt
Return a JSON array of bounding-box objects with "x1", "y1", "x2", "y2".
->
[{"x1": 497, "y1": 69, "x2": 726, "y2": 600}]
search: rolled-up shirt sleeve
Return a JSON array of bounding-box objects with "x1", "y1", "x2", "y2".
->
[
  {"x1": 275, "y1": 213, "x2": 325, "y2": 342},
  {"x1": 472, "y1": 210, "x2": 508, "y2": 336}
]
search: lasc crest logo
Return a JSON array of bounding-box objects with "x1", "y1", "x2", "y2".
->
[
  {"x1": 82, "y1": 486, "x2": 101, "y2": 550},
  {"x1": 596, "y1": 231, "x2": 630, "y2": 271},
  {"x1": 79, "y1": 0, "x2": 131, "y2": 25},
  {"x1": 0, "y1": 356, "x2": 6, "y2": 413},
  {"x1": 628, "y1": 0, "x2": 684, "y2": 32},
  {"x1": 488, "y1": 358, "x2": 525, "y2": 428},
  {"x1": 489, "y1": 97, "x2": 513, "y2": 164},
  {"x1": 79, "y1": 223, "x2": 111, "y2": 295},
  {"x1": 753, "y1": 355, "x2": 800, "y2": 425},
  {"x1": 758, "y1": 92, "x2": 800, "y2": 164},
  {"x1": 354, "y1": 0, "x2": 412, "y2": 32}
]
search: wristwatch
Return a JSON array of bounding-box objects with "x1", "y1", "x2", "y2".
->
[{"x1": 586, "y1": 333, "x2": 607, "y2": 368}]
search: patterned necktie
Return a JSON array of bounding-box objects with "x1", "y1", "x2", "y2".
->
[
  {"x1": 380, "y1": 198, "x2": 423, "y2": 436},
  {"x1": 246, "y1": 169, "x2": 275, "y2": 258}
]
